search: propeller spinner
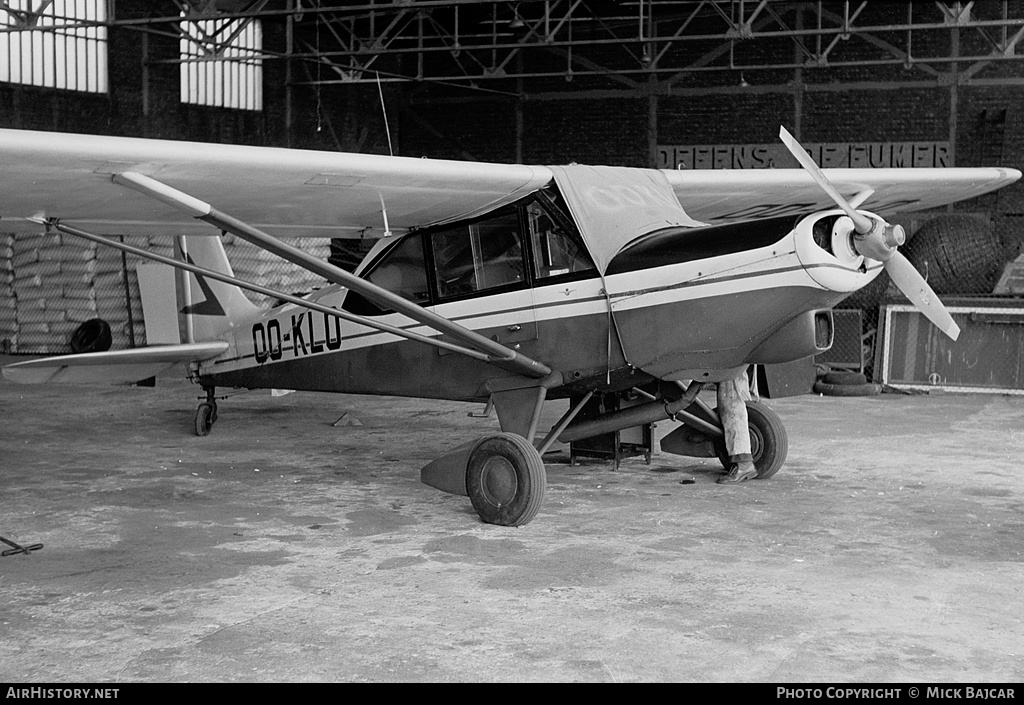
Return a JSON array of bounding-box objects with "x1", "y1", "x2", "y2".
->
[{"x1": 779, "y1": 126, "x2": 960, "y2": 341}]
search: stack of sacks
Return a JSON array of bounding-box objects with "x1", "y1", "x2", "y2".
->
[
  {"x1": 288, "y1": 237, "x2": 331, "y2": 294},
  {"x1": 0, "y1": 233, "x2": 15, "y2": 351},
  {"x1": 12, "y1": 232, "x2": 99, "y2": 354},
  {"x1": 146, "y1": 236, "x2": 175, "y2": 263},
  {"x1": 226, "y1": 235, "x2": 330, "y2": 306},
  {"x1": 5, "y1": 232, "x2": 179, "y2": 354},
  {"x1": 93, "y1": 234, "x2": 152, "y2": 349},
  {"x1": 226, "y1": 235, "x2": 277, "y2": 307}
]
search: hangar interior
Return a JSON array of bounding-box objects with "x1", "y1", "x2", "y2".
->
[{"x1": 3, "y1": 0, "x2": 1024, "y2": 392}]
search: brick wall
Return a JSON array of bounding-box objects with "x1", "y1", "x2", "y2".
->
[
  {"x1": 660, "y1": 92, "x2": 795, "y2": 145},
  {"x1": 522, "y1": 98, "x2": 647, "y2": 166},
  {"x1": 803, "y1": 88, "x2": 950, "y2": 142},
  {"x1": 399, "y1": 97, "x2": 519, "y2": 162}
]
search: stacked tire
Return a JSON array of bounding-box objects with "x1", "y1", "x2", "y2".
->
[{"x1": 813, "y1": 370, "x2": 882, "y2": 397}]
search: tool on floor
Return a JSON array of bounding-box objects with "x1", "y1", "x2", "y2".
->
[{"x1": 1, "y1": 535, "x2": 44, "y2": 557}]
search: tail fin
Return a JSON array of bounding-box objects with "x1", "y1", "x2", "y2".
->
[{"x1": 174, "y1": 235, "x2": 261, "y2": 342}]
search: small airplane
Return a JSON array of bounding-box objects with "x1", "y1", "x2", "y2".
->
[{"x1": 1, "y1": 126, "x2": 1019, "y2": 526}]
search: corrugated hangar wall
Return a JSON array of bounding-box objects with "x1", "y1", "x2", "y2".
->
[{"x1": 2, "y1": 2, "x2": 1024, "y2": 360}]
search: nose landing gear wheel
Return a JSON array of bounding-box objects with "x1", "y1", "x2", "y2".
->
[
  {"x1": 194, "y1": 387, "x2": 219, "y2": 436},
  {"x1": 466, "y1": 433, "x2": 546, "y2": 526},
  {"x1": 715, "y1": 401, "x2": 788, "y2": 479},
  {"x1": 195, "y1": 402, "x2": 215, "y2": 436}
]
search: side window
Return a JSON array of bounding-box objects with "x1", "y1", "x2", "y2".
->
[
  {"x1": 431, "y1": 211, "x2": 526, "y2": 299},
  {"x1": 366, "y1": 233, "x2": 430, "y2": 303},
  {"x1": 526, "y1": 201, "x2": 595, "y2": 279},
  {"x1": 344, "y1": 233, "x2": 429, "y2": 316}
]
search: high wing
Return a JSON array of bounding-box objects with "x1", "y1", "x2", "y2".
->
[
  {"x1": 664, "y1": 167, "x2": 1021, "y2": 224},
  {"x1": 1, "y1": 127, "x2": 1018, "y2": 243},
  {"x1": 0, "y1": 128, "x2": 552, "y2": 238}
]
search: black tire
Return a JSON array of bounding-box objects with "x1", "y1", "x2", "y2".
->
[
  {"x1": 70, "y1": 318, "x2": 112, "y2": 353},
  {"x1": 821, "y1": 371, "x2": 867, "y2": 386},
  {"x1": 195, "y1": 403, "x2": 214, "y2": 437},
  {"x1": 813, "y1": 380, "x2": 882, "y2": 397},
  {"x1": 715, "y1": 402, "x2": 789, "y2": 479},
  {"x1": 466, "y1": 433, "x2": 546, "y2": 526}
]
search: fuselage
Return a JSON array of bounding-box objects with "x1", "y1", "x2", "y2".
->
[{"x1": 197, "y1": 208, "x2": 881, "y2": 401}]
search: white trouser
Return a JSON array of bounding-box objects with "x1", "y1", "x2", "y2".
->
[{"x1": 717, "y1": 372, "x2": 751, "y2": 459}]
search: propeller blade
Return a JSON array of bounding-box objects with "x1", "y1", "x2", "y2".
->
[
  {"x1": 778, "y1": 125, "x2": 957, "y2": 340},
  {"x1": 884, "y1": 252, "x2": 961, "y2": 341},
  {"x1": 778, "y1": 126, "x2": 875, "y2": 234}
]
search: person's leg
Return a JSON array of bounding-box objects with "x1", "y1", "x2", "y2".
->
[{"x1": 716, "y1": 373, "x2": 756, "y2": 484}]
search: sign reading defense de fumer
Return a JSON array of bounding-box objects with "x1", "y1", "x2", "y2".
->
[{"x1": 658, "y1": 142, "x2": 951, "y2": 169}]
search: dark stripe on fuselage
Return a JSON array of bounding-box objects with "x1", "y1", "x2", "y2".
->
[
  {"x1": 608, "y1": 261, "x2": 879, "y2": 301},
  {"x1": 606, "y1": 215, "x2": 799, "y2": 275}
]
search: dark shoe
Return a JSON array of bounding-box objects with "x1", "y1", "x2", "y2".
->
[{"x1": 717, "y1": 461, "x2": 757, "y2": 484}]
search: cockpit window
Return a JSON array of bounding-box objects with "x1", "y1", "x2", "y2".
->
[
  {"x1": 345, "y1": 194, "x2": 594, "y2": 316},
  {"x1": 431, "y1": 211, "x2": 526, "y2": 299},
  {"x1": 526, "y1": 200, "x2": 595, "y2": 279},
  {"x1": 343, "y1": 233, "x2": 429, "y2": 316},
  {"x1": 365, "y1": 233, "x2": 430, "y2": 304}
]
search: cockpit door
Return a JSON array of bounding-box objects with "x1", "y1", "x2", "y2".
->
[{"x1": 429, "y1": 209, "x2": 538, "y2": 353}]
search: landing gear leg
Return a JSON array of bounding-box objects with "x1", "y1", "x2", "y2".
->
[{"x1": 195, "y1": 386, "x2": 218, "y2": 437}]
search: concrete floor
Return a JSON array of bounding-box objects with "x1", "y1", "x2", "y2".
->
[{"x1": 1, "y1": 357, "x2": 1023, "y2": 683}]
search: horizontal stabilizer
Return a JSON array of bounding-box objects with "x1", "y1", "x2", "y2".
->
[{"x1": 1, "y1": 342, "x2": 229, "y2": 385}]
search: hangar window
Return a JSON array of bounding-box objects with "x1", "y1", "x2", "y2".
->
[
  {"x1": 180, "y1": 12, "x2": 263, "y2": 111},
  {"x1": 0, "y1": 0, "x2": 108, "y2": 93},
  {"x1": 431, "y1": 210, "x2": 527, "y2": 300}
]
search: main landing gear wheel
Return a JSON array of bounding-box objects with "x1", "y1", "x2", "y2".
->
[
  {"x1": 715, "y1": 402, "x2": 789, "y2": 479},
  {"x1": 466, "y1": 433, "x2": 546, "y2": 527}
]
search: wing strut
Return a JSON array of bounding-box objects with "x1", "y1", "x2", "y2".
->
[{"x1": 110, "y1": 171, "x2": 552, "y2": 379}]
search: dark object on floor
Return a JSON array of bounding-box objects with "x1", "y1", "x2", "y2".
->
[
  {"x1": 813, "y1": 379, "x2": 882, "y2": 397},
  {"x1": 1, "y1": 535, "x2": 44, "y2": 557},
  {"x1": 821, "y1": 370, "x2": 868, "y2": 386}
]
